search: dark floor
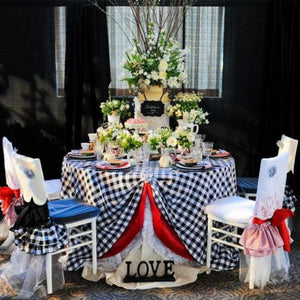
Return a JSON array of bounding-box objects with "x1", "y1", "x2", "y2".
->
[{"x1": 1, "y1": 201, "x2": 300, "y2": 300}]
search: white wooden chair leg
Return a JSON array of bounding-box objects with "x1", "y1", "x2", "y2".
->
[
  {"x1": 206, "y1": 217, "x2": 212, "y2": 274},
  {"x1": 91, "y1": 220, "x2": 97, "y2": 274},
  {"x1": 248, "y1": 256, "x2": 255, "y2": 289},
  {"x1": 46, "y1": 254, "x2": 53, "y2": 294}
]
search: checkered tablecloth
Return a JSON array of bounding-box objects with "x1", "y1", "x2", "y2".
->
[{"x1": 61, "y1": 157, "x2": 238, "y2": 271}]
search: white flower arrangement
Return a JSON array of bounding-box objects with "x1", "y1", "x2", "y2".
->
[
  {"x1": 97, "y1": 123, "x2": 143, "y2": 153},
  {"x1": 167, "y1": 91, "x2": 209, "y2": 124},
  {"x1": 122, "y1": 22, "x2": 188, "y2": 93},
  {"x1": 147, "y1": 126, "x2": 195, "y2": 151},
  {"x1": 100, "y1": 93, "x2": 130, "y2": 118}
]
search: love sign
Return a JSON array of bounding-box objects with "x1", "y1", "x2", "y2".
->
[{"x1": 124, "y1": 260, "x2": 175, "y2": 282}]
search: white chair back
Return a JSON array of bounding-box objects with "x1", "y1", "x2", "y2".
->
[
  {"x1": 11, "y1": 152, "x2": 48, "y2": 205},
  {"x1": 277, "y1": 134, "x2": 298, "y2": 173},
  {"x1": 253, "y1": 152, "x2": 289, "y2": 220},
  {"x1": 2, "y1": 137, "x2": 19, "y2": 190}
]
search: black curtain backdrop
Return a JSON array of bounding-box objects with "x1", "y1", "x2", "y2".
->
[
  {"x1": 0, "y1": 0, "x2": 299, "y2": 191},
  {"x1": 262, "y1": 0, "x2": 300, "y2": 190},
  {"x1": 0, "y1": 6, "x2": 66, "y2": 183},
  {"x1": 64, "y1": 1, "x2": 110, "y2": 150},
  {"x1": 200, "y1": 2, "x2": 270, "y2": 178}
]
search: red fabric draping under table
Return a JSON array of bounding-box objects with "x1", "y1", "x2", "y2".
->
[
  {"x1": 100, "y1": 181, "x2": 193, "y2": 260},
  {"x1": 100, "y1": 183, "x2": 147, "y2": 258},
  {"x1": 146, "y1": 182, "x2": 194, "y2": 260}
]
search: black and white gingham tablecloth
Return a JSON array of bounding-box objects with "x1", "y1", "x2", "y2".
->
[{"x1": 61, "y1": 156, "x2": 239, "y2": 272}]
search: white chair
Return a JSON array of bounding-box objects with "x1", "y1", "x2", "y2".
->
[
  {"x1": 47, "y1": 198, "x2": 99, "y2": 294},
  {"x1": 237, "y1": 134, "x2": 298, "y2": 199},
  {"x1": 205, "y1": 152, "x2": 291, "y2": 289},
  {"x1": 2, "y1": 137, "x2": 62, "y2": 201},
  {"x1": 44, "y1": 178, "x2": 62, "y2": 200},
  {"x1": 0, "y1": 137, "x2": 22, "y2": 252},
  {"x1": 7, "y1": 152, "x2": 99, "y2": 296}
]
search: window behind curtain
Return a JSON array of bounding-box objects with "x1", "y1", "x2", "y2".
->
[
  {"x1": 107, "y1": 6, "x2": 224, "y2": 97},
  {"x1": 54, "y1": 6, "x2": 66, "y2": 97},
  {"x1": 185, "y1": 7, "x2": 224, "y2": 97}
]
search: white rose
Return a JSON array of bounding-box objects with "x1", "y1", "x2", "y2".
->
[
  {"x1": 158, "y1": 60, "x2": 168, "y2": 71},
  {"x1": 151, "y1": 71, "x2": 159, "y2": 81},
  {"x1": 187, "y1": 132, "x2": 195, "y2": 142},
  {"x1": 166, "y1": 136, "x2": 177, "y2": 148},
  {"x1": 112, "y1": 100, "x2": 119, "y2": 106},
  {"x1": 159, "y1": 71, "x2": 167, "y2": 79}
]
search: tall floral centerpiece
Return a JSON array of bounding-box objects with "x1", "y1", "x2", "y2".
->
[
  {"x1": 96, "y1": 1, "x2": 198, "y2": 128},
  {"x1": 103, "y1": 0, "x2": 195, "y2": 129},
  {"x1": 122, "y1": 22, "x2": 188, "y2": 95},
  {"x1": 121, "y1": 22, "x2": 188, "y2": 129}
]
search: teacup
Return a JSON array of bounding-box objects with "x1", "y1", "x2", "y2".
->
[
  {"x1": 88, "y1": 133, "x2": 97, "y2": 142},
  {"x1": 81, "y1": 142, "x2": 90, "y2": 150}
]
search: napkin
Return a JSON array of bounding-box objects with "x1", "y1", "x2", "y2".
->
[
  {"x1": 211, "y1": 149, "x2": 231, "y2": 157},
  {"x1": 95, "y1": 161, "x2": 129, "y2": 170}
]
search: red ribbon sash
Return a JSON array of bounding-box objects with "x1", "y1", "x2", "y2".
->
[
  {"x1": 253, "y1": 208, "x2": 295, "y2": 252},
  {"x1": 0, "y1": 186, "x2": 20, "y2": 215}
]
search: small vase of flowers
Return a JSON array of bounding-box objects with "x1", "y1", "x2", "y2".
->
[
  {"x1": 97, "y1": 123, "x2": 143, "y2": 154},
  {"x1": 167, "y1": 91, "x2": 209, "y2": 125},
  {"x1": 100, "y1": 93, "x2": 130, "y2": 123},
  {"x1": 147, "y1": 127, "x2": 195, "y2": 153}
]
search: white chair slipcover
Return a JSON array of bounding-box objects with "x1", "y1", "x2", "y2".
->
[{"x1": 205, "y1": 152, "x2": 293, "y2": 289}]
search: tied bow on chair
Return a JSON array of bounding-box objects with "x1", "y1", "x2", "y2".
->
[
  {"x1": 0, "y1": 186, "x2": 21, "y2": 215},
  {"x1": 269, "y1": 208, "x2": 294, "y2": 252},
  {"x1": 0, "y1": 186, "x2": 22, "y2": 226},
  {"x1": 241, "y1": 208, "x2": 295, "y2": 257}
]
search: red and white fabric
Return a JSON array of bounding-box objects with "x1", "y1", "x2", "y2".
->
[{"x1": 240, "y1": 152, "x2": 294, "y2": 288}]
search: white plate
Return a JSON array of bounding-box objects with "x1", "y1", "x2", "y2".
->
[
  {"x1": 175, "y1": 162, "x2": 212, "y2": 171},
  {"x1": 68, "y1": 152, "x2": 97, "y2": 160}
]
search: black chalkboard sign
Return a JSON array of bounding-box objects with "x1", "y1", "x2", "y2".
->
[{"x1": 141, "y1": 101, "x2": 164, "y2": 117}]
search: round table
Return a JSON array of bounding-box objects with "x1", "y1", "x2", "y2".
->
[{"x1": 61, "y1": 156, "x2": 238, "y2": 288}]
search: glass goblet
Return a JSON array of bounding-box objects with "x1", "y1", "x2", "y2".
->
[
  {"x1": 133, "y1": 148, "x2": 143, "y2": 170},
  {"x1": 202, "y1": 141, "x2": 214, "y2": 163},
  {"x1": 94, "y1": 141, "x2": 104, "y2": 161}
]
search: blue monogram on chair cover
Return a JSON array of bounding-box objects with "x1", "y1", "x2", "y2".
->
[{"x1": 253, "y1": 153, "x2": 289, "y2": 220}]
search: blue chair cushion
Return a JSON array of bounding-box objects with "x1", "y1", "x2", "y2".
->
[
  {"x1": 236, "y1": 177, "x2": 258, "y2": 193},
  {"x1": 48, "y1": 198, "x2": 99, "y2": 224}
]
